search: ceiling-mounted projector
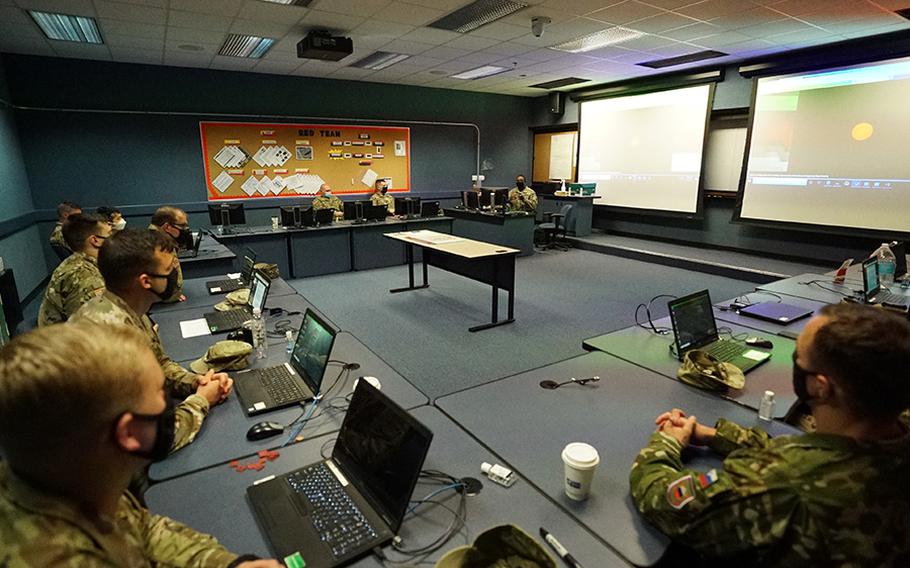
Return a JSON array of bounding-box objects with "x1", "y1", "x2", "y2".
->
[{"x1": 297, "y1": 30, "x2": 353, "y2": 61}]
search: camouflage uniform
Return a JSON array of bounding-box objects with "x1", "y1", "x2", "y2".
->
[
  {"x1": 71, "y1": 291, "x2": 208, "y2": 453},
  {"x1": 49, "y1": 221, "x2": 70, "y2": 251},
  {"x1": 148, "y1": 223, "x2": 184, "y2": 303},
  {"x1": 508, "y1": 187, "x2": 538, "y2": 213},
  {"x1": 630, "y1": 417, "x2": 910, "y2": 566},
  {"x1": 312, "y1": 194, "x2": 343, "y2": 212},
  {"x1": 0, "y1": 463, "x2": 238, "y2": 566},
  {"x1": 370, "y1": 192, "x2": 395, "y2": 213},
  {"x1": 38, "y1": 252, "x2": 105, "y2": 326}
]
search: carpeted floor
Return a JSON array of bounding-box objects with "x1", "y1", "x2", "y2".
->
[{"x1": 289, "y1": 248, "x2": 759, "y2": 400}]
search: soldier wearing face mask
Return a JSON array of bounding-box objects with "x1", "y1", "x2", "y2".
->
[
  {"x1": 72, "y1": 229, "x2": 233, "y2": 455},
  {"x1": 508, "y1": 175, "x2": 537, "y2": 213},
  {"x1": 370, "y1": 178, "x2": 395, "y2": 214},
  {"x1": 149, "y1": 206, "x2": 191, "y2": 303}
]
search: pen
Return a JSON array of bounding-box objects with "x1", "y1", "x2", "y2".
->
[{"x1": 540, "y1": 527, "x2": 583, "y2": 568}]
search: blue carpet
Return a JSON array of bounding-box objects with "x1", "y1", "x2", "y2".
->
[{"x1": 289, "y1": 249, "x2": 759, "y2": 400}]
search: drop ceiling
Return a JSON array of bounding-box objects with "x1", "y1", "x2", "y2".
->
[{"x1": 1, "y1": 0, "x2": 909, "y2": 97}]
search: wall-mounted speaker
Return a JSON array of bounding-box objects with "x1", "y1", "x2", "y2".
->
[{"x1": 548, "y1": 92, "x2": 564, "y2": 115}]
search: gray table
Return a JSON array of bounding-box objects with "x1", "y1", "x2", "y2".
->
[
  {"x1": 582, "y1": 318, "x2": 797, "y2": 418},
  {"x1": 713, "y1": 294, "x2": 828, "y2": 339},
  {"x1": 179, "y1": 234, "x2": 237, "y2": 279},
  {"x1": 436, "y1": 351, "x2": 798, "y2": 567},
  {"x1": 151, "y1": 276, "x2": 298, "y2": 315},
  {"x1": 150, "y1": 331, "x2": 428, "y2": 482},
  {"x1": 155, "y1": 294, "x2": 326, "y2": 364},
  {"x1": 756, "y1": 272, "x2": 863, "y2": 303},
  {"x1": 444, "y1": 208, "x2": 535, "y2": 256},
  {"x1": 146, "y1": 406, "x2": 630, "y2": 566},
  {"x1": 539, "y1": 195, "x2": 594, "y2": 237}
]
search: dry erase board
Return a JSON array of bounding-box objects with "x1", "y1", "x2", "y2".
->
[{"x1": 200, "y1": 121, "x2": 411, "y2": 200}]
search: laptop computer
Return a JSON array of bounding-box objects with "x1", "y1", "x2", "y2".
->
[
  {"x1": 861, "y1": 257, "x2": 910, "y2": 306},
  {"x1": 234, "y1": 308, "x2": 337, "y2": 416},
  {"x1": 176, "y1": 231, "x2": 203, "y2": 259},
  {"x1": 890, "y1": 241, "x2": 907, "y2": 279},
  {"x1": 738, "y1": 302, "x2": 814, "y2": 325},
  {"x1": 203, "y1": 270, "x2": 270, "y2": 333},
  {"x1": 207, "y1": 250, "x2": 256, "y2": 294},
  {"x1": 247, "y1": 380, "x2": 433, "y2": 568},
  {"x1": 668, "y1": 290, "x2": 771, "y2": 373}
]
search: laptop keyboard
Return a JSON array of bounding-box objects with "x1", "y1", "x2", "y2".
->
[
  {"x1": 877, "y1": 290, "x2": 909, "y2": 304},
  {"x1": 706, "y1": 340, "x2": 749, "y2": 361},
  {"x1": 210, "y1": 308, "x2": 250, "y2": 330},
  {"x1": 287, "y1": 463, "x2": 379, "y2": 559},
  {"x1": 259, "y1": 366, "x2": 306, "y2": 406},
  {"x1": 208, "y1": 278, "x2": 244, "y2": 292}
]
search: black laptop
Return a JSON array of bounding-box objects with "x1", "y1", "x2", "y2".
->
[
  {"x1": 176, "y1": 231, "x2": 202, "y2": 259},
  {"x1": 738, "y1": 302, "x2": 814, "y2": 325},
  {"x1": 234, "y1": 308, "x2": 336, "y2": 415},
  {"x1": 247, "y1": 380, "x2": 433, "y2": 568},
  {"x1": 203, "y1": 270, "x2": 270, "y2": 333},
  {"x1": 207, "y1": 250, "x2": 256, "y2": 294},
  {"x1": 861, "y1": 257, "x2": 910, "y2": 306},
  {"x1": 668, "y1": 290, "x2": 771, "y2": 373}
]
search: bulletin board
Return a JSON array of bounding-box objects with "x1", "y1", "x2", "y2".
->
[{"x1": 200, "y1": 121, "x2": 411, "y2": 200}]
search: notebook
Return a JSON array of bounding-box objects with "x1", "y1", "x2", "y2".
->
[
  {"x1": 207, "y1": 250, "x2": 256, "y2": 295},
  {"x1": 203, "y1": 270, "x2": 270, "y2": 333},
  {"x1": 234, "y1": 308, "x2": 337, "y2": 416},
  {"x1": 668, "y1": 290, "x2": 771, "y2": 374},
  {"x1": 247, "y1": 380, "x2": 433, "y2": 568},
  {"x1": 738, "y1": 302, "x2": 814, "y2": 324},
  {"x1": 861, "y1": 257, "x2": 910, "y2": 306}
]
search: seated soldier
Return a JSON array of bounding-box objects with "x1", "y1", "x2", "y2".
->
[
  {"x1": 0, "y1": 322, "x2": 280, "y2": 567},
  {"x1": 312, "y1": 183, "x2": 343, "y2": 218},
  {"x1": 49, "y1": 201, "x2": 81, "y2": 256},
  {"x1": 38, "y1": 213, "x2": 110, "y2": 326},
  {"x1": 97, "y1": 206, "x2": 127, "y2": 231},
  {"x1": 630, "y1": 303, "x2": 910, "y2": 566},
  {"x1": 149, "y1": 206, "x2": 192, "y2": 303},
  {"x1": 370, "y1": 178, "x2": 395, "y2": 213}
]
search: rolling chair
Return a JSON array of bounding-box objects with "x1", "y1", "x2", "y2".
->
[{"x1": 537, "y1": 204, "x2": 573, "y2": 251}]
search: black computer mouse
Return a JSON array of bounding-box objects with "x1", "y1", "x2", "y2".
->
[
  {"x1": 745, "y1": 337, "x2": 774, "y2": 349},
  {"x1": 246, "y1": 421, "x2": 285, "y2": 441}
]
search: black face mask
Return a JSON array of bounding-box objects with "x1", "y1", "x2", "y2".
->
[
  {"x1": 380, "y1": 187, "x2": 388, "y2": 195},
  {"x1": 792, "y1": 352, "x2": 816, "y2": 403},
  {"x1": 118, "y1": 397, "x2": 175, "y2": 462},
  {"x1": 149, "y1": 269, "x2": 179, "y2": 300},
  {"x1": 516, "y1": 181, "x2": 526, "y2": 190}
]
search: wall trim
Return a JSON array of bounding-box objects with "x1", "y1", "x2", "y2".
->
[{"x1": 0, "y1": 210, "x2": 37, "y2": 241}]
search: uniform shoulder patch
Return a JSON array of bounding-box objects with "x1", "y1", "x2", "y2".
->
[
  {"x1": 697, "y1": 469, "x2": 718, "y2": 489},
  {"x1": 667, "y1": 474, "x2": 696, "y2": 509}
]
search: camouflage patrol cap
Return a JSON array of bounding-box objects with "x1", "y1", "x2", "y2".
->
[
  {"x1": 213, "y1": 288, "x2": 250, "y2": 311},
  {"x1": 677, "y1": 349, "x2": 745, "y2": 391},
  {"x1": 435, "y1": 525, "x2": 555, "y2": 568},
  {"x1": 254, "y1": 262, "x2": 280, "y2": 280},
  {"x1": 190, "y1": 340, "x2": 253, "y2": 374}
]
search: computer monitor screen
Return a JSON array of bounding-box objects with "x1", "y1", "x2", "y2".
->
[
  {"x1": 863, "y1": 258, "x2": 880, "y2": 299},
  {"x1": 421, "y1": 201, "x2": 440, "y2": 217},
  {"x1": 343, "y1": 201, "x2": 367, "y2": 221},
  {"x1": 290, "y1": 309, "x2": 337, "y2": 394},
  {"x1": 668, "y1": 290, "x2": 718, "y2": 353},
  {"x1": 279, "y1": 206, "x2": 299, "y2": 227},
  {"x1": 208, "y1": 203, "x2": 246, "y2": 226},
  {"x1": 248, "y1": 270, "x2": 270, "y2": 312},
  {"x1": 394, "y1": 197, "x2": 421, "y2": 216},
  {"x1": 364, "y1": 204, "x2": 389, "y2": 220},
  {"x1": 462, "y1": 191, "x2": 480, "y2": 210},
  {"x1": 480, "y1": 188, "x2": 508, "y2": 207},
  {"x1": 314, "y1": 208, "x2": 334, "y2": 225}
]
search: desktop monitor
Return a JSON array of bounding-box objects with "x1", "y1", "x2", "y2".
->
[
  {"x1": 279, "y1": 205, "x2": 301, "y2": 228},
  {"x1": 314, "y1": 207, "x2": 334, "y2": 225},
  {"x1": 480, "y1": 188, "x2": 508, "y2": 208},
  {"x1": 394, "y1": 197, "x2": 421, "y2": 217},
  {"x1": 421, "y1": 201, "x2": 440, "y2": 217},
  {"x1": 461, "y1": 190, "x2": 480, "y2": 210},
  {"x1": 208, "y1": 203, "x2": 246, "y2": 228},
  {"x1": 364, "y1": 203, "x2": 389, "y2": 221},
  {"x1": 343, "y1": 201, "x2": 368, "y2": 221}
]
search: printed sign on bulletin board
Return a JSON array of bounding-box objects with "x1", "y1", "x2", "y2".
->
[{"x1": 199, "y1": 121, "x2": 411, "y2": 200}]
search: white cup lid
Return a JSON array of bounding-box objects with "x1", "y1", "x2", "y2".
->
[{"x1": 562, "y1": 442, "x2": 599, "y2": 467}]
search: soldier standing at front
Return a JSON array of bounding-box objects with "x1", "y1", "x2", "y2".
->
[
  {"x1": 370, "y1": 178, "x2": 395, "y2": 213},
  {"x1": 508, "y1": 175, "x2": 537, "y2": 213},
  {"x1": 312, "y1": 183, "x2": 343, "y2": 218},
  {"x1": 630, "y1": 303, "x2": 910, "y2": 566}
]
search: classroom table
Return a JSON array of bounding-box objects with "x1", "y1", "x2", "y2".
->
[
  {"x1": 443, "y1": 208, "x2": 535, "y2": 256},
  {"x1": 713, "y1": 294, "x2": 828, "y2": 339},
  {"x1": 178, "y1": 233, "x2": 237, "y2": 279},
  {"x1": 384, "y1": 230, "x2": 518, "y2": 332},
  {"x1": 582, "y1": 318, "x2": 797, "y2": 417},
  {"x1": 756, "y1": 272, "x2": 862, "y2": 303},
  {"x1": 149, "y1": 332, "x2": 428, "y2": 482},
  {"x1": 435, "y1": 351, "x2": 799, "y2": 567},
  {"x1": 150, "y1": 276, "x2": 298, "y2": 315},
  {"x1": 146, "y1": 406, "x2": 631, "y2": 566}
]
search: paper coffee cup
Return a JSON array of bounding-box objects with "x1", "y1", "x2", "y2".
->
[
  {"x1": 271, "y1": 216, "x2": 280, "y2": 229},
  {"x1": 562, "y1": 442, "x2": 600, "y2": 501}
]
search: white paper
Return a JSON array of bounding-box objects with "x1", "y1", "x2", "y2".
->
[
  {"x1": 394, "y1": 140, "x2": 407, "y2": 156},
  {"x1": 742, "y1": 349, "x2": 771, "y2": 361},
  {"x1": 275, "y1": 146, "x2": 291, "y2": 166},
  {"x1": 403, "y1": 230, "x2": 463, "y2": 245},
  {"x1": 229, "y1": 146, "x2": 248, "y2": 167},
  {"x1": 290, "y1": 173, "x2": 325, "y2": 195},
  {"x1": 212, "y1": 171, "x2": 234, "y2": 193},
  {"x1": 273, "y1": 175, "x2": 287, "y2": 189},
  {"x1": 241, "y1": 176, "x2": 260, "y2": 196},
  {"x1": 264, "y1": 176, "x2": 283, "y2": 195},
  {"x1": 256, "y1": 176, "x2": 271, "y2": 196},
  {"x1": 213, "y1": 146, "x2": 236, "y2": 168},
  {"x1": 227, "y1": 272, "x2": 241, "y2": 279},
  {"x1": 549, "y1": 132, "x2": 575, "y2": 180},
  {"x1": 252, "y1": 147, "x2": 269, "y2": 167},
  {"x1": 180, "y1": 318, "x2": 211, "y2": 338},
  {"x1": 361, "y1": 168, "x2": 378, "y2": 187}
]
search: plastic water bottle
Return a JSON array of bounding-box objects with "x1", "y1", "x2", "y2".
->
[
  {"x1": 285, "y1": 330, "x2": 294, "y2": 354},
  {"x1": 875, "y1": 243, "x2": 897, "y2": 287},
  {"x1": 251, "y1": 308, "x2": 266, "y2": 360},
  {"x1": 758, "y1": 390, "x2": 775, "y2": 421},
  {"x1": 559, "y1": 179, "x2": 566, "y2": 192}
]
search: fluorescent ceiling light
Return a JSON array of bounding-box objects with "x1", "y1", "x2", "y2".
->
[
  {"x1": 258, "y1": 0, "x2": 313, "y2": 5},
  {"x1": 550, "y1": 27, "x2": 644, "y2": 53},
  {"x1": 429, "y1": 0, "x2": 528, "y2": 33},
  {"x1": 29, "y1": 11, "x2": 103, "y2": 44},
  {"x1": 452, "y1": 65, "x2": 509, "y2": 79},
  {"x1": 350, "y1": 51, "x2": 411, "y2": 70},
  {"x1": 219, "y1": 34, "x2": 275, "y2": 58}
]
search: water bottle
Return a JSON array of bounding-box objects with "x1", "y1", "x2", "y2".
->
[
  {"x1": 251, "y1": 307, "x2": 266, "y2": 360},
  {"x1": 758, "y1": 390, "x2": 775, "y2": 421},
  {"x1": 285, "y1": 330, "x2": 294, "y2": 354},
  {"x1": 875, "y1": 243, "x2": 896, "y2": 287}
]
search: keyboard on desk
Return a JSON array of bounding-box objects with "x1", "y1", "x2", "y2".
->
[
  {"x1": 206, "y1": 278, "x2": 245, "y2": 294},
  {"x1": 705, "y1": 339, "x2": 749, "y2": 362},
  {"x1": 205, "y1": 307, "x2": 250, "y2": 332},
  {"x1": 258, "y1": 366, "x2": 306, "y2": 406},
  {"x1": 287, "y1": 463, "x2": 379, "y2": 560},
  {"x1": 875, "y1": 290, "x2": 910, "y2": 305}
]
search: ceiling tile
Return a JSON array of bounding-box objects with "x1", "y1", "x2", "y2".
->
[
  {"x1": 628, "y1": 11, "x2": 700, "y2": 33},
  {"x1": 51, "y1": 41, "x2": 111, "y2": 59},
  {"x1": 112, "y1": 0, "x2": 166, "y2": 7},
  {"x1": 376, "y1": 1, "x2": 445, "y2": 26},
  {"x1": 468, "y1": 20, "x2": 530, "y2": 40},
  {"x1": 707, "y1": 7, "x2": 787, "y2": 31},
  {"x1": 15, "y1": 0, "x2": 95, "y2": 17},
  {"x1": 421, "y1": 44, "x2": 471, "y2": 60},
  {"x1": 164, "y1": 37, "x2": 220, "y2": 54},
  {"x1": 402, "y1": 54, "x2": 448, "y2": 67},
  {"x1": 299, "y1": 9, "x2": 364, "y2": 33},
  {"x1": 108, "y1": 46, "x2": 163, "y2": 64},
  {"x1": 398, "y1": 26, "x2": 460, "y2": 45},
  {"x1": 174, "y1": 0, "x2": 243, "y2": 17},
  {"x1": 443, "y1": 34, "x2": 500, "y2": 51},
  {"x1": 229, "y1": 19, "x2": 296, "y2": 38},
  {"x1": 103, "y1": 33, "x2": 163, "y2": 50},
  {"x1": 98, "y1": 18, "x2": 165, "y2": 39},
  {"x1": 688, "y1": 30, "x2": 754, "y2": 48},
  {"x1": 236, "y1": 0, "x2": 308, "y2": 23},
  {"x1": 310, "y1": 0, "x2": 390, "y2": 18},
  {"x1": 737, "y1": 17, "x2": 822, "y2": 39},
  {"x1": 639, "y1": 0, "x2": 703, "y2": 9},
  {"x1": 675, "y1": 0, "x2": 762, "y2": 21},
  {"x1": 166, "y1": 26, "x2": 226, "y2": 45},
  {"x1": 768, "y1": 0, "x2": 833, "y2": 17},
  {"x1": 326, "y1": 66, "x2": 376, "y2": 79},
  {"x1": 163, "y1": 52, "x2": 214, "y2": 68},
  {"x1": 540, "y1": 0, "x2": 621, "y2": 17},
  {"x1": 512, "y1": 16, "x2": 612, "y2": 46},
  {"x1": 500, "y1": 5, "x2": 577, "y2": 26},
  {"x1": 658, "y1": 21, "x2": 720, "y2": 41},
  {"x1": 480, "y1": 41, "x2": 535, "y2": 56},
  {"x1": 209, "y1": 54, "x2": 260, "y2": 70},
  {"x1": 167, "y1": 10, "x2": 234, "y2": 32},
  {"x1": 94, "y1": 1, "x2": 166, "y2": 24},
  {"x1": 0, "y1": 20, "x2": 43, "y2": 39},
  {"x1": 0, "y1": 36, "x2": 55, "y2": 56},
  {"x1": 588, "y1": 1, "x2": 664, "y2": 25},
  {"x1": 252, "y1": 59, "x2": 303, "y2": 74},
  {"x1": 457, "y1": 50, "x2": 509, "y2": 64}
]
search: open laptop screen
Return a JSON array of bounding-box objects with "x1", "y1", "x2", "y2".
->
[
  {"x1": 248, "y1": 271, "x2": 270, "y2": 312},
  {"x1": 240, "y1": 251, "x2": 257, "y2": 281},
  {"x1": 333, "y1": 382, "x2": 433, "y2": 534},
  {"x1": 862, "y1": 257, "x2": 880, "y2": 301},
  {"x1": 290, "y1": 309, "x2": 336, "y2": 394},
  {"x1": 669, "y1": 290, "x2": 719, "y2": 353}
]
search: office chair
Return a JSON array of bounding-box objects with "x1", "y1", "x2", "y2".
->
[
  {"x1": 51, "y1": 244, "x2": 72, "y2": 262},
  {"x1": 537, "y1": 204, "x2": 573, "y2": 251}
]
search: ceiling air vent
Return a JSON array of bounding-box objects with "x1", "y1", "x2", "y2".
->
[
  {"x1": 428, "y1": 0, "x2": 528, "y2": 33},
  {"x1": 529, "y1": 77, "x2": 591, "y2": 89},
  {"x1": 638, "y1": 50, "x2": 728, "y2": 69}
]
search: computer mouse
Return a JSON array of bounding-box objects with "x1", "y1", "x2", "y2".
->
[
  {"x1": 246, "y1": 421, "x2": 285, "y2": 441},
  {"x1": 745, "y1": 337, "x2": 774, "y2": 349}
]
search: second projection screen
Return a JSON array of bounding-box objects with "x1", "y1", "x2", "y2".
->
[{"x1": 578, "y1": 84, "x2": 712, "y2": 214}]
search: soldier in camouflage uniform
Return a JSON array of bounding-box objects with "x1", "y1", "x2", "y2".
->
[
  {"x1": 38, "y1": 213, "x2": 110, "y2": 326},
  {"x1": 370, "y1": 178, "x2": 395, "y2": 213},
  {"x1": 630, "y1": 303, "x2": 910, "y2": 567},
  {"x1": 0, "y1": 322, "x2": 281, "y2": 568},
  {"x1": 508, "y1": 175, "x2": 538, "y2": 213},
  {"x1": 312, "y1": 183, "x2": 343, "y2": 218},
  {"x1": 72, "y1": 229, "x2": 233, "y2": 454},
  {"x1": 48, "y1": 200, "x2": 82, "y2": 254},
  {"x1": 149, "y1": 206, "x2": 191, "y2": 303}
]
